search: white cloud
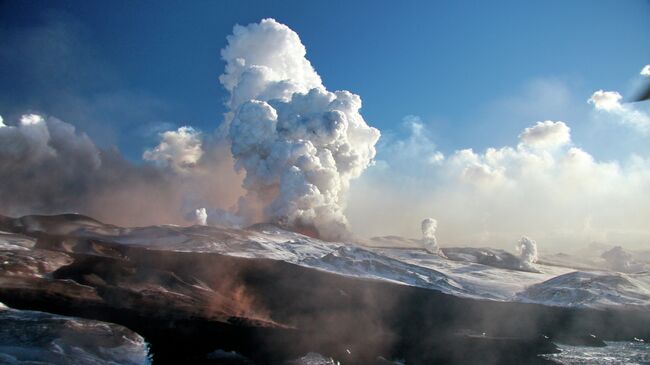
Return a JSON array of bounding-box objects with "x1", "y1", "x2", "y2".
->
[
  {"x1": 588, "y1": 90, "x2": 623, "y2": 111},
  {"x1": 348, "y1": 117, "x2": 650, "y2": 249},
  {"x1": 518, "y1": 121, "x2": 571, "y2": 150},
  {"x1": 589, "y1": 89, "x2": 650, "y2": 133},
  {"x1": 0, "y1": 112, "x2": 243, "y2": 228},
  {"x1": 143, "y1": 126, "x2": 203, "y2": 173},
  {"x1": 641, "y1": 65, "x2": 650, "y2": 77}
]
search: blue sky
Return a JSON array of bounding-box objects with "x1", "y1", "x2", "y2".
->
[{"x1": 1, "y1": 0, "x2": 649, "y2": 160}]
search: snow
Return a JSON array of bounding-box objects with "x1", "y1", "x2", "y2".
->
[
  {"x1": 516, "y1": 271, "x2": 650, "y2": 309},
  {"x1": 542, "y1": 341, "x2": 650, "y2": 364},
  {"x1": 0, "y1": 303, "x2": 150, "y2": 365},
  {"x1": 8, "y1": 214, "x2": 650, "y2": 309}
]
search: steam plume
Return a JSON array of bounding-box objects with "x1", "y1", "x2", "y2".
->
[
  {"x1": 218, "y1": 19, "x2": 380, "y2": 240},
  {"x1": 195, "y1": 208, "x2": 208, "y2": 226},
  {"x1": 516, "y1": 236, "x2": 538, "y2": 268},
  {"x1": 421, "y1": 218, "x2": 444, "y2": 256}
]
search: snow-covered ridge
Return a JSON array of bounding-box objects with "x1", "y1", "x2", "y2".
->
[
  {"x1": 516, "y1": 271, "x2": 650, "y2": 308},
  {"x1": 3, "y1": 213, "x2": 650, "y2": 309}
]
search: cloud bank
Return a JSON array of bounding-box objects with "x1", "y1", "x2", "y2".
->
[
  {"x1": 348, "y1": 113, "x2": 650, "y2": 250},
  {"x1": 0, "y1": 112, "x2": 243, "y2": 227}
]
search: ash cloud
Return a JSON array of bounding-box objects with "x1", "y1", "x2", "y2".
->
[{"x1": 0, "y1": 113, "x2": 243, "y2": 227}]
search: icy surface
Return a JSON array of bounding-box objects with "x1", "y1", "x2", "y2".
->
[
  {"x1": 516, "y1": 271, "x2": 650, "y2": 309},
  {"x1": 542, "y1": 341, "x2": 650, "y2": 364},
  {"x1": 0, "y1": 303, "x2": 150, "y2": 365}
]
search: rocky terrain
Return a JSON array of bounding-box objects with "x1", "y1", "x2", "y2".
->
[{"x1": 1, "y1": 213, "x2": 649, "y2": 364}]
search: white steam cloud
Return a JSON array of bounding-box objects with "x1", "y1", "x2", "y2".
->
[
  {"x1": 194, "y1": 208, "x2": 208, "y2": 226},
  {"x1": 143, "y1": 126, "x2": 203, "y2": 173},
  {"x1": 218, "y1": 19, "x2": 380, "y2": 240},
  {"x1": 516, "y1": 236, "x2": 538, "y2": 268},
  {"x1": 421, "y1": 218, "x2": 444, "y2": 256}
]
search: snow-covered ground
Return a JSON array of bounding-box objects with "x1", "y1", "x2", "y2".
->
[
  {"x1": 5, "y1": 215, "x2": 650, "y2": 310},
  {"x1": 542, "y1": 341, "x2": 650, "y2": 365},
  {"x1": 0, "y1": 302, "x2": 150, "y2": 365}
]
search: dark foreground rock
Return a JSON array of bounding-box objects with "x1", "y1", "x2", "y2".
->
[{"x1": 1, "y1": 214, "x2": 649, "y2": 364}]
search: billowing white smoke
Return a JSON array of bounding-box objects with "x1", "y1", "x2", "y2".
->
[
  {"x1": 421, "y1": 218, "x2": 444, "y2": 256},
  {"x1": 143, "y1": 126, "x2": 203, "y2": 173},
  {"x1": 194, "y1": 208, "x2": 208, "y2": 225},
  {"x1": 218, "y1": 19, "x2": 380, "y2": 240},
  {"x1": 601, "y1": 246, "x2": 632, "y2": 272},
  {"x1": 516, "y1": 236, "x2": 538, "y2": 268}
]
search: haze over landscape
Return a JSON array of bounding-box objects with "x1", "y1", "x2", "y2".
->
[{"x1": 1, "y1": 2, "x2": 650, "y2": 364}]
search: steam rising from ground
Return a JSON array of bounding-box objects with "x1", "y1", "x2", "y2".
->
[
  {"x1": 516, "y1": 236, "x2": 538, "y2": 269},
  {"x1": 421, "y1": 218, "x2": 444, "y2": 256},
  {"x1": 217, "y1": 19, "x2": 380, "y2": 239}
]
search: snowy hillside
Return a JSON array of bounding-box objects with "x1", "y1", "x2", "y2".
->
[
  {"x1": 3, "y1": 214, "x2": 650, "y2": 309},
  {"x1": 516, "y1": 271, "x2": 650, "y2": 309}
]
